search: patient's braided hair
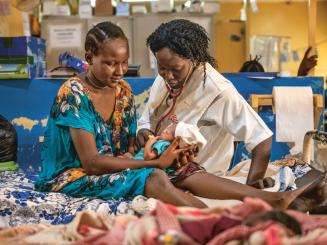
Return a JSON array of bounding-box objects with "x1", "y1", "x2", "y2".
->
[
  {"x1": 146, "y1": 19, "x2": 217, "y2": 86},
  {"x1": 244, "y1": 211, "x2": 302, "y2": 235},
  {"x1": 85, "y1": 21, "x2": 127, "y2": 55},
  {"x1": 239, "y1": 55, "x2": 265, "y2": 72}
]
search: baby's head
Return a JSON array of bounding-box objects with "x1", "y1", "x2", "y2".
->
[
  {"x1": 159, "y1": 122, "x2": 207, "y2": 150},
  {"x1": 159, "y1": 123, "x2": 177, "y2": 142}
]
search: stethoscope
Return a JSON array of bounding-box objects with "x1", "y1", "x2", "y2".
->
[{"x1": 154, "y1": 63, "x2": 197, "y2": 135}]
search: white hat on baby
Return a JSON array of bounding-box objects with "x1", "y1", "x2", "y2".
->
[{"x1": 175, "y1": 121, "x2": 207, "y2": 150}]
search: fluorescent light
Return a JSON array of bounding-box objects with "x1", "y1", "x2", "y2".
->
[
  {"x1": 184, "y1": 0, "x2": 191, "y2": 7},
  {"x1": 122, "y1": 0, "x2": 158, "y2": 2}
]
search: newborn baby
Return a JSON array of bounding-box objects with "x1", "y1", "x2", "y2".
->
[{"x1": 134, "y1": 122, "x2": 207, "y2": 168}]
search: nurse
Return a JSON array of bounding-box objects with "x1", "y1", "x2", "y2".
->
[{"x1": 137, "y1": 19, "x2": 273, "y2": 187}]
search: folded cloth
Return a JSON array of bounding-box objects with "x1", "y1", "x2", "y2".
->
[
  {"x1": 227, "y1": 160, "x2": 298, "y2": 192},
  {"x1": 0, "y1": 161, "x2": 18, "y2": 172},
  {"x1": 175, "y1": 121, "x2": 207, "y2": 150},
  {"x1": 264, "y1": 166, "x2": 296, "y2": 192}
]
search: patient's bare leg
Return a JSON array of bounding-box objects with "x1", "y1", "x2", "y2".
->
[
  {"x1": 145, "y1": 169, "x2": 207, "y2": 208},
  {"x1": 176, "y1": 172, "x2": 322, "y2": 209}
]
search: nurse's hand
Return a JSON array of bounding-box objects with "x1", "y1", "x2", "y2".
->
[
  {"x1": 157, "y1": 137, "x2": 184, "y2": 169},
  {"x1": 135, "y1": 128, "x2": 154, "y2": 151},
  {"x1": 190, "y1": 144, "x2": 199, "y2": 159},
  {"x1": 181, "y1": 144, "x2": 198, "y2": 163}
]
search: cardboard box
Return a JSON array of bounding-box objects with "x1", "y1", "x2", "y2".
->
[{"x1": 95, "y1": 0, "x2": 113, "y2": 16}]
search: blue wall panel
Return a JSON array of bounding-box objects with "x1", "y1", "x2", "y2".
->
[{"x1": 0, "y1": 74, "x2": 324, "y2": 172}]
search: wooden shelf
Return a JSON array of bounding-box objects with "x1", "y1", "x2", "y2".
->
[{"x1": 250, "y1": 93, "x2": 324, "y2": 127}]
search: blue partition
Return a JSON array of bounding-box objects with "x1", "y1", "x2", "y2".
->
[{"x1": 0, "y1": 74, "x2": 324, "y2": 172}]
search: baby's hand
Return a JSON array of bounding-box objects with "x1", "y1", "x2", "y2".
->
[{"x1": 147, "y1": 135, "x2": 159, "y2": 145}]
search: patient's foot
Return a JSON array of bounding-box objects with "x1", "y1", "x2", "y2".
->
[{"x1": 272, "y1": 173, "x2": 324, "y2": 210}]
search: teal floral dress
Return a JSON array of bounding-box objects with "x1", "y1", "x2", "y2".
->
[{"x1": 35, "y1": 77, "x2": 154, "y2": 200}]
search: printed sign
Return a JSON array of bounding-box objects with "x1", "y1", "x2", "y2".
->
[{"x1": 49, "y1": 24, "x2": 82, "y2": 48}]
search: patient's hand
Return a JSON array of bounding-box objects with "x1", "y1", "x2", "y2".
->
[{"x1": 118, "y1": 152, "x2": 134, "y2": 159}]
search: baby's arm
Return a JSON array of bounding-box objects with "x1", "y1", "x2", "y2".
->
[{"x1": 144, "y1": 136, "x2": 159, "y2": 160}]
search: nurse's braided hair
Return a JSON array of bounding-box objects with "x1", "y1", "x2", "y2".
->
[
  {"x1": 85, "y1": 21, "x2": 127, "y2": 55},
  {"x1": 146, "y1": 19, "x2": 217, "y2": 86}
]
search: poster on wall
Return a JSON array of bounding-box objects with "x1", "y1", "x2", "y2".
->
[
  {"x1": 49, "y1": 24, "x2": 83, "y2": 49},
  {"x1": 250, "y1": 36, "x2": 279, "y2": 72},
  {"x1": 250, "y1": 35, "x2": 291, "y2": 72}
]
